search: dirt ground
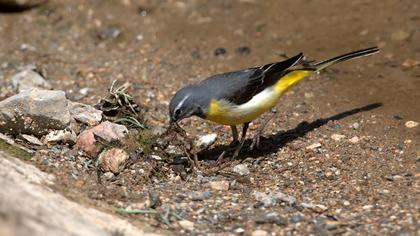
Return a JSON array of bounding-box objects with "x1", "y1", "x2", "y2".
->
[{"x1": 0, "y1": 0, "x2": 419, "y2": 235}]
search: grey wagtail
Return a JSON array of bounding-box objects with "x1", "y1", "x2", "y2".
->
[{"x1": 169, "y1": 47, "x2": 379, "y2": 160}]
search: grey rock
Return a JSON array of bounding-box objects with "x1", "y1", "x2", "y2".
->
[
  {"x1": 255, "y1": 212, "x2": 287, "y2": 226},
  {"x1": 0, "y1": 89, "x2": 70, "y2": 136},
  {"x1": 69, "y1": 102, "x2": 102, "y2": 126},
  {"x1": 0, "y1": 151, "x2": 163, "y2": 236},
  {"x1": 11, "y1": 69, "x2": 51, "y2": 93},
  {"x1": 232, "y1": 163, "x2": 250, "y2": 176}
]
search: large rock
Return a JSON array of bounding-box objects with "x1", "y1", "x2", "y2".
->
[
  {"x1": 0, "y1": 89, "x2": 70, "y2": 136},
  {"x1": 0, "y1": 151, "x2": 163, "y2": 236},
  {"x1": 11, "y1": 69, "x2": 51, "y2": 93}
]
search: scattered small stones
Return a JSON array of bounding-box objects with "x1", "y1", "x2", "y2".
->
[
  {"x1": 70, "y1": 102, "x2": 103, "y2": 126},
  {"x1": 195, "y1": 133, "x2": 217, "y2": 150},
  {"x1": 11, "y1": 69, "x2": 51, "y2": 93},
  {"x1": 232, "y1": 163, "x2": 250, "y2": 176},
  {"x1": 20, "y1": 134, "x2": 43, "y2": 146},
  {"x1": 189, "y1": 191, "x2": 212, "y2": 201},
  {"x1": 44, "y1": 129, "x2": 77, "y2": 145},
  {"x1": 349, "y1": 136, "x2": 360, "y2": 143},
  {"x1": 235, "y1": 46, "x2": 251, "y2": 56},
  {"x1": 331, "y1": 134, "x2": 345, "y2": 141},
  {"x1": 178, "y1": 220, "x2": 194, "y2": 231},
  {"x1": 74, "y1": 121, "x2": 128, "y2": 156},
  {"x1": 255, "y1": 212, "x2": 287, "y2": 226},
  {"x1": 97, "y1": 148, "x2": 129, "y2": 174},
  {"x1": 214, "y1": 47, "x2": 226, "y2": 57},
  {"x1": 306, "y1": 142, "x2": 322, "y2": 150},
  {"x1": 210, "y1": 180, "x2": 229, "y2": 191},
  {"x1": 405, "y1": 120, "x2": 418, "y2": 128},
  {"x1": 0, "y1": 89, "x2": 70, "y2": 136}
]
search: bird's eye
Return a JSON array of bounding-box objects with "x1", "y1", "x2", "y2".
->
[{"x1": 174, "y1": 108, "x2": 181, "y2": 116}]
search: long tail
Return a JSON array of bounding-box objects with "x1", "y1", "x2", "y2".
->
[
  {"x1": 274, "y1": 47, "x2": 379, "y2": 93},
  {"x1": 309, "y1": 46, "x2": 379, "y2": 71}
]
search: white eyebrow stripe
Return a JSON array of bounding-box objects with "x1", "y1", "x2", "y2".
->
[{"x1": 175, "y1": 94, "x2": 190, "y2": 111}]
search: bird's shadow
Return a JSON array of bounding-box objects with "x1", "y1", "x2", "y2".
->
[{"x1": 198, "y1": 102, "x2": 383, "y2": 161}]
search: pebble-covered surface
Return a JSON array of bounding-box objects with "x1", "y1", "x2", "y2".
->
[{"x1": 0, "y1": 0, "x2": 419, "y2": 235}]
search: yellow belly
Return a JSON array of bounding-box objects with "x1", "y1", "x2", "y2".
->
[{"x1": 206, "y1": 70, "x2": 312, "y2": 125}]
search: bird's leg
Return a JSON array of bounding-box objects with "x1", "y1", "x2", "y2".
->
[
  {"x1": 232, "y1": 122, "x2": 249, "y2": 158},
  {"x1": 230, "y1": 125, "x2": 239, "y2": 146},
  {"x1": 216, "y1": 125, "x2": 239, "y2": 164},
  {"x1": 250, "y1": 111, "x2": 276, "y2": 150}
]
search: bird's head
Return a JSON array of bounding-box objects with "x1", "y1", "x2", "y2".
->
[{"x1": 169, "y1": 86, "x2": 207, "y2": 123}]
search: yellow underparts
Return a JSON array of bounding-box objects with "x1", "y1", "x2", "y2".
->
[{"x1": 206, "y1": 70, "x2": 312, "y2": 125}]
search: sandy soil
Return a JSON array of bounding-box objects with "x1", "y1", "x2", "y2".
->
[{"x1": 0, "y1": 0, "x2": 419, "y2": 235}]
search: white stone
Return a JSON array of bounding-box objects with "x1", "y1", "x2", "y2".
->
[{"x1": 405, "y1": 121, "x2": 419, "y2": 128}]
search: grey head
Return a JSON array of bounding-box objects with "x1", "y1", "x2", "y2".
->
[{"x1": 169, "y1": 85, "x2": 210, "y2": 123}]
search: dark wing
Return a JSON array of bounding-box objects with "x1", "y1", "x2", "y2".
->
[{"x1": 198, "y1": 53, "x2": 304, "y2": 105}]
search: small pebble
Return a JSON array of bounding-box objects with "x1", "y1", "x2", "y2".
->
[
  {"x1": 290, "y1": 213, "x2": 304, "y2": 223},
  {"x1": 306, "y1": 142, "x2": 322, "y2": 149},
  {"x1": 214, "y1": 47, "x2": 226, "y2": 57},
  {"x1": 232, "y1": 227, "x2": 245, "y2": 233},
  {"x1": 352, "y1": 122, "x2": 360, "y2": 129},
  {"x1": 255, "y1": 212, "x2": 287, "y2": 226},
  {"x1": 235, "y1": 46, "x2": 251, "y2": 56},
  {"x1": 349, "y1": 136, "x2": 360, "y2": 143},
  {"x1": 391, "y1": 30, "x2": 410, "y2": 41},
  {"x1": 402, "y1": 59, "x2": 420, "y2": 68},
  {"x1": 232, "y1": 164, "x2": 250, "y2": 176},
  {"x1": 252, "y1": 230, "x2": 268, "y2": 236},
  {"x1": 405, "y1": 121, "x2": 419, "y2": 128},
  {"x1": 210, "y1": 180, "x2": 229, "y2": 191},
  {"x1": 97, "y1": 28, "x2": 121, "y2": 40},
  {"x1": 189, "y1": 191, "x2": 212, "y2": 201},
  {"x1": 178, "y1": 220, "x2": 194, "y2": 231},
  {"x1": 195, "y1": 133, "x2": 217, "y2": 150},
  {"x1": 103, "y1": 171, "x2": 115, "y2": 180},
  {"x1": 97, "y1": 148, "x2": 129, "y2": 174},
  {"x1": 331, "y1": 134, "x2": 345, "y2": 141}
]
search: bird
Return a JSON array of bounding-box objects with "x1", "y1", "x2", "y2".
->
[{"x1": 169, "y1": 47, "x2": 379, "y2": 161}]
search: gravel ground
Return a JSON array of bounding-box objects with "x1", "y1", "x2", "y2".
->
[{"x1": 0, "y1": 0, "x2": 419, "y2": 235}]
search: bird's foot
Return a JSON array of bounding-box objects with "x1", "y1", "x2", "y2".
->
[{"x1": 250, "y1": 134, "x2": 261, "y2": 150}]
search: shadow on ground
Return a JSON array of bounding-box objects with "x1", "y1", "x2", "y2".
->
[{"x1": 198, "y1": 102, "x2": 383, "y2": 161}]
